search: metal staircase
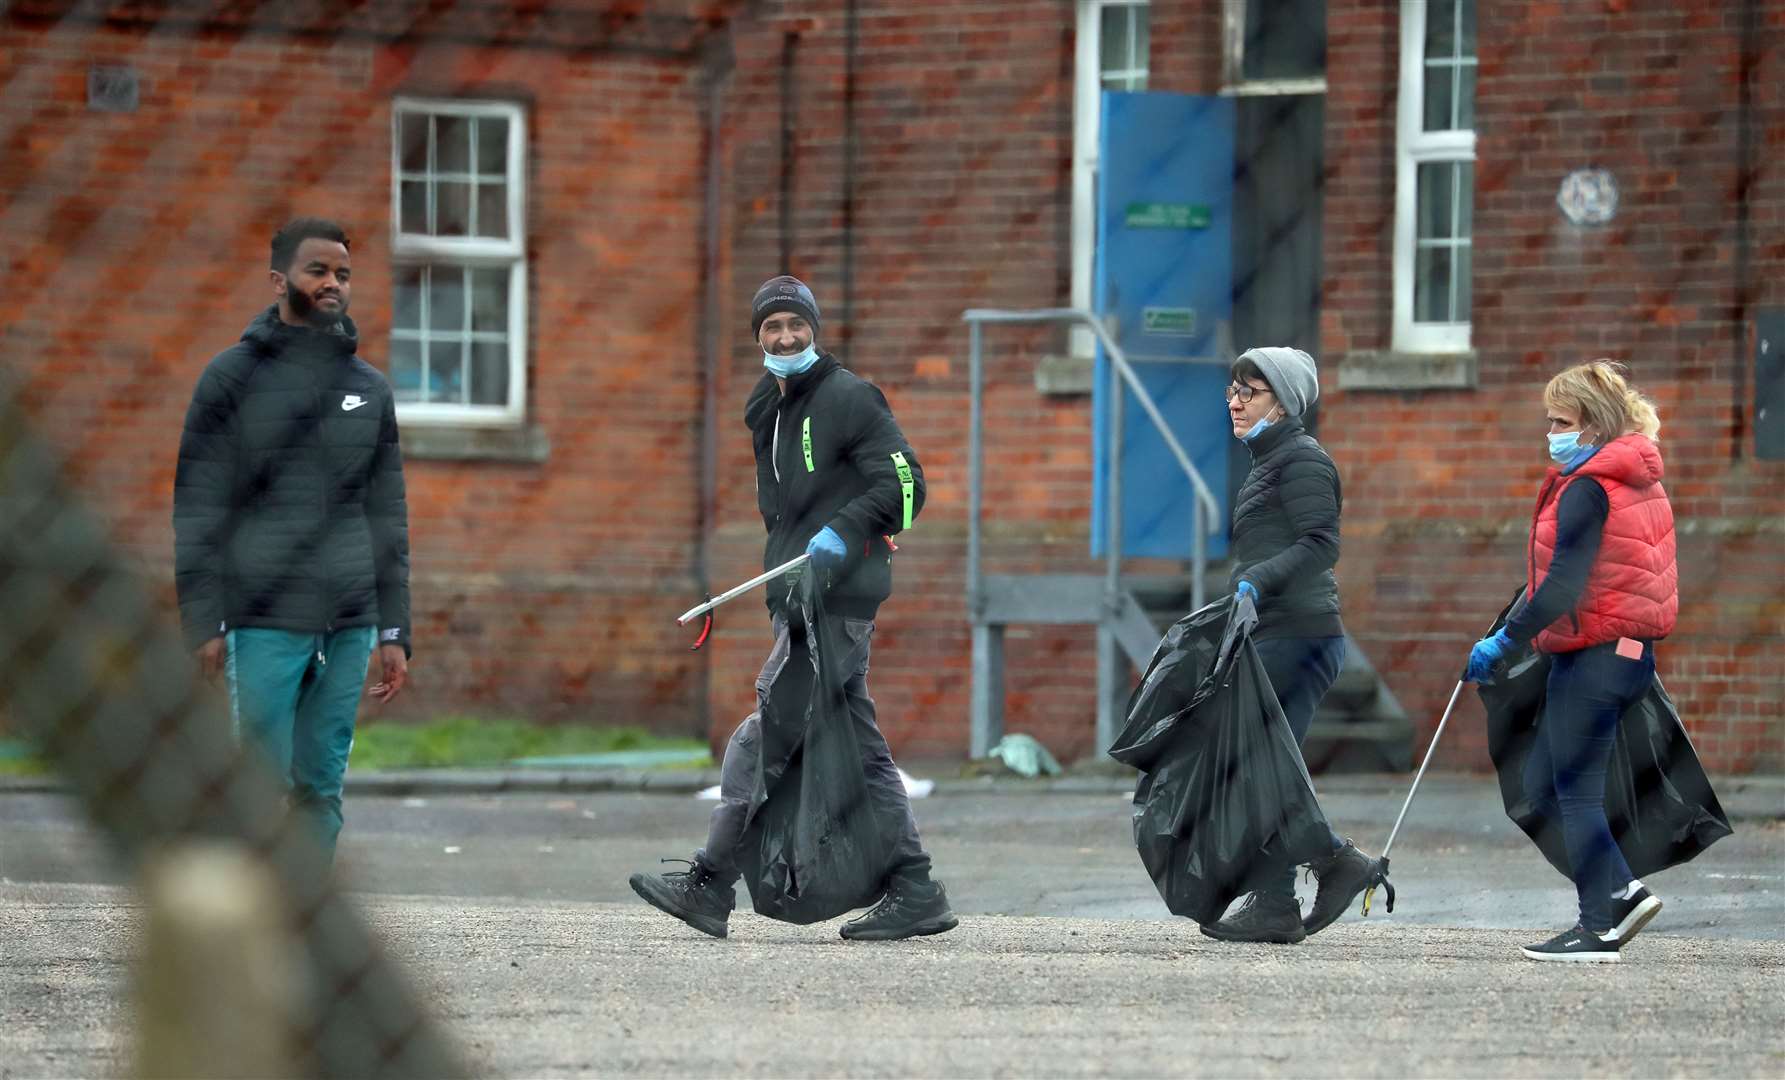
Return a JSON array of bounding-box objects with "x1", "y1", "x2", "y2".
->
[{"x1": 963, "y1": 307, "x2": 1411, "y2": 770}]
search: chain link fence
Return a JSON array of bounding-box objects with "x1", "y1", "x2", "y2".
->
[
  {"x1": 1, "y1": 368, "x2": 463, "y2": 1078},
  {"x1": 1, "y1": 1, "x2": 1780, "y2": 1075}
]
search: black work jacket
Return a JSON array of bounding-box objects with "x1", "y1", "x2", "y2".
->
[{"x1": 745, "y1": 354, "x2": 924, "y2": 620}]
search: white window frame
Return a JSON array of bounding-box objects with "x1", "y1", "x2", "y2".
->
[
  {"x1": 389, "y1": 97, "x2": 529, "y2": 427},
  {"x1": 1071, "y1": 1, "x2": 1149, "y2": 359},
  {"x1": 1221, "y1": 0, "x2": 1327, "y2": 97},
  {"x1": 1393, "y1": 1, "x2": 1475, "y2": 354}
]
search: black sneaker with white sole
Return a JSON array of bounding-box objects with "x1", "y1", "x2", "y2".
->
[
  {"x1": 1522, "y1": 925, "x2": 1620, "y2": 963},
  {"x1": 1604, "y1": 886, "x2": 1662, "y2": 945}
]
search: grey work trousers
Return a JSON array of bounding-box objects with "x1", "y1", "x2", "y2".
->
[{"x1": 697, "y1": 614, "x2": 931, "y2": 885}]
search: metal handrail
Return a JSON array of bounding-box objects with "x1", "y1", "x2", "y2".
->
[{"x1": 962, "y1": 307, "x2": 1221, "y2": 613}]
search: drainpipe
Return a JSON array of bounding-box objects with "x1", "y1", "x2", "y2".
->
[
  {"x1": 695, "y1": 30, "x2": 733, "y2": 735},
  {"x1": 779, "y1": 30, "x2": 799, "y2": 269},
  {"x1": 840, "y1": 0, "x2": 858, "y2": 345},
  {"x1": 1732, "y1": 0, "x2": 1757, "y2": 461}
]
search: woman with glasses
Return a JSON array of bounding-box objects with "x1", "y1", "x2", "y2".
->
[
  {"x1": 1201, "y1": 347, "x2": 1379, "y2": 946},
  {"x1": 1464, "y1": 360, "x2": 1676, "y2": 963}
]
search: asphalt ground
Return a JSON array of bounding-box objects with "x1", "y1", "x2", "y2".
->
[{"x1": 3, "y1": 776, "x2": 1782, "y2": 1077}]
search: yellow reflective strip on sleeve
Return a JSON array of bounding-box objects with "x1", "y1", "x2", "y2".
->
[
  {"x1": 890, "y1": 451, "x2": 914, "y2": 530},
  {"x1": 802, "y1": 416, "x2": 814, "y2": 473}
]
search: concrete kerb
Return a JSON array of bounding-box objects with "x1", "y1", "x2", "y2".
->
[{"x1": 4, "y1": 769, "x2": 1782, "y2": 820}]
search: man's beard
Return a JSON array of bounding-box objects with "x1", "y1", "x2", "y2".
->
[{"x1": 288, "y1": 285, "x2": 346, "y2": 328}]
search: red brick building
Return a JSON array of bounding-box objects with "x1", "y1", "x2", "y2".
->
[{"x1": 5, "y1": 1, "x2": 1780, "y2": 771}]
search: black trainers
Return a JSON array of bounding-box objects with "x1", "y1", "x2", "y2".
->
[
  {"x1": 1200, "y1": 892, "x2": 1306, "y2": 944},
  {"x1": 1605, "y1": 885, "x2": 1662, "y2": 945},
  {"x1": 1302, "y1": 839, "x2": 1377, "y2": 937},
  {"x1": 1522, "y1": 925, "x2": 1620, "y2": 963},
  {"x1": 628, "y1": 858, "x2": 735, "y2": 939},
  {"x1": 839, "y1": 879, "x2": 959, "y2": 941}
]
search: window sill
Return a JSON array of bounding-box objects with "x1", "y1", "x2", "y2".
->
[
  {"x1": 1337, "y1": 350, "x2": 1478, "y2": 391},
  {"x1": 402, "y1": 423, "x2": 550, "y2": 463}
]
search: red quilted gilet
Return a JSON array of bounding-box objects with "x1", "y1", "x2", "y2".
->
[{"x1": 1526, "y1": 433, "x2": 1678, "y2": 653}]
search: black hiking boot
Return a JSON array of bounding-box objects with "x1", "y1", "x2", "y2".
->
[
  {"x1": 839, "y1": 877, "x2": 959, "y2": 942},
  {"x1": 629, "y1": 858, "x2": 735, "y2": 939},
  {"x1": 1200, "y1": 892, "x2": 1306, "y2": 944},
  {"x1": 1302, "y1": 839, "x2": 1377, "y2": 937}
]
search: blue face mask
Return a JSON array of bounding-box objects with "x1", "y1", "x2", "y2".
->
[
  {"x1": 1241, "y1": 410, "x2": 1280, "y2": 443},
  {"x1": 1548, "y1": 430, "x2": 1595, "y2": 468},
  {"x1": 763, "y1": 342, "x2": 820, "y2": 378}
]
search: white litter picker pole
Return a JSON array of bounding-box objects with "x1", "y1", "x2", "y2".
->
[
  {"x1": 1360, "y1": 678, "x2": 1468, "y2": 916},
  {"x1": 676, "y1": 554, "x2": 811, "y2": 626}
]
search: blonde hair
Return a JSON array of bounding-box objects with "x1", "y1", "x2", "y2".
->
[{"x1": 1543, "y1": 359, "x2": 1661, "y2": 441}]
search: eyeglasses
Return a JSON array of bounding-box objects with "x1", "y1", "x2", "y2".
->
[{"x1": 1225, "y1": 383, "x2": 1272, "y2": 404}]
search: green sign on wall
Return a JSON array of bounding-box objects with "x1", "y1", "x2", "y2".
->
[
  {"x1": 1124, "y1": 202, "x2": 1212, "y2": 229},
  {"x1": 1142, "y1": 307, "x2": 1198, "y2": 336}
]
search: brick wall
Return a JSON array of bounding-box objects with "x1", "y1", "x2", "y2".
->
[
  {"x1": 6, "y1": 1, "x2": 1778, "y2": 772},
  {"x1": 1, "y1": 9, "x2": 720, "y2": 735},
  {"x1": 704, "y1": 0, "x2": 1095, "y2": 759},
  {"x1": 1320, "y1": 0, "x2": 1785, "y2": 771}
]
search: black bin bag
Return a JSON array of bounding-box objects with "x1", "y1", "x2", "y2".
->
[
  {"x1": 1478, "y1": 593, "x2": 1733, "y2": 880},
  {"x1": 738, "y1": 571, "x2": 894, "y2": 924},
  {"x1": 1107, "y1": 598, "x2": 1335, "y2": 925}
]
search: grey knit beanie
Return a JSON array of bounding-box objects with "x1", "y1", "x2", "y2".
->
[{"x1": 1238, "y1": 346, "x2": 1319, "y2": 417}]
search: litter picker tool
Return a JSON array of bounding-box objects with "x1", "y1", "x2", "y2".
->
[
  {"x1": 1359, "y1": 678, "x2": 1468, "y2": 917},
  {"x1": 675, "y1": 554, "x2": 810, "y2": 650}
]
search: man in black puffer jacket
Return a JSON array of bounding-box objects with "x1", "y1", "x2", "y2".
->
[
  {"x1": 630, "y1": 275, "x2": 957, "y2": 943},
  {"x1": 173, "y1": 218, "x2": 410, "y2": 864},
  {"x1": 1200, "y1": 346, "x2": 1377, "y2": 945}
]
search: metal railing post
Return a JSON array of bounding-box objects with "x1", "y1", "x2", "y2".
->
[
  {"x1": 1098, "y1": 322, "x2": 1124, "y2": 750},
  {"x1": 967, "y1": 317, "x2": 999, "y2": 757},
  {"x1": 961, "y1": 306, "x2": 1224, "y2": 757},
  {"x1": 1192, "y1": 501, "x2": 1207, "y2": 610},
  {"x1": 967, "y1": 318, "x2": 984, "y2": 617}
]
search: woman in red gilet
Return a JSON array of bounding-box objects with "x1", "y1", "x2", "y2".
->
[{"x1": 1466, "y1": 361, "x2": 1678, "y2": 963}]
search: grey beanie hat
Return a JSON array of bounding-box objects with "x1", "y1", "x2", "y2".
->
[
  {"x1": 751, "y1": 275, "x2": 821, "y2": 337},
  {"x1": 1238, "y1": 346, "x2": 1319, "y2": 418}
]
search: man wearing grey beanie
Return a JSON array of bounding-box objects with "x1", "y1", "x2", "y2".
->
[
  {"x1": 629, "y1": 274, "x2": 956, "y2": 944},
  {"x1": 1202, "y1": 346, "x2": 1379, "y2": 945}
]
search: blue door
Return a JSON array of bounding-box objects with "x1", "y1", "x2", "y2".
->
[{"x1": 1091, "y1": 92, "x2": 1234, "y2": 560}]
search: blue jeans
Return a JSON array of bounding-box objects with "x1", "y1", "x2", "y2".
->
[
  {"x1": 1522, "y1": 639, "x2": 1654, "y2": 931},
  {"x1": 1252, "y1": 635, "x2": 1347, "y2": 899},
  {"x1": 226, "y1": 626, "x2": 376, "y2": 863}
]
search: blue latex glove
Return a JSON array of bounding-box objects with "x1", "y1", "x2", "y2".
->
[
  {"x1": 806, "y1": 526, "x2": 848, "y2": 571},
  {"x1": 1224, "y1": 578, "x2": 1260, "y2": 652},
  {"x1": 1466, "y1": 629, "x2": 1514, "y2": 683}
]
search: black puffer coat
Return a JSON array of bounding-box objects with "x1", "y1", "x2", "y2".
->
[
  {"x1": 173, "y1": 308, "x2": 411, "y2": 654},
  {"x1": 1228, "y1": 416, "x2": 1344, "y2": 640}
]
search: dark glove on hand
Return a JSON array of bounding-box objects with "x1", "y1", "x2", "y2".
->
[{"x1": 1466, "y1": 629, "x2": 1514, "y2": 683}]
